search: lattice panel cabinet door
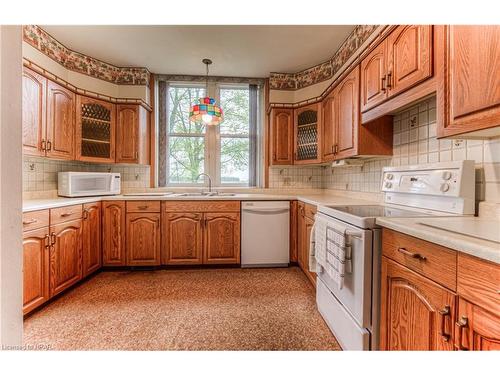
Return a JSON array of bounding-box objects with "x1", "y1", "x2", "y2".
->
[
  {"x1": 294, "y1": 103, "x2": 322, "y2": 164},
  {"x1": 76, "y1": 96, "x2": 116, "y2": 163},
  {"x1": 203, "y1": 212, "x2": 240, "y2": 265}
]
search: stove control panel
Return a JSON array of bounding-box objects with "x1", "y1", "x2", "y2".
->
[{"x1": 381, "y1": 160, "x2": 475, "y2": 215}]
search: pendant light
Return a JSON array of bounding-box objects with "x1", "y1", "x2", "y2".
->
[{"x1": 189, "y1": 58, "x2": 223, "y2": 126}]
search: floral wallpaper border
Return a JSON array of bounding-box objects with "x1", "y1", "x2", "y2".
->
[
  {"x1": 269, "y1": 25, "x2": 379, "y2": 90},
  {"x1": 23, "y1": 25, "x2": 150, "y2": 86}
]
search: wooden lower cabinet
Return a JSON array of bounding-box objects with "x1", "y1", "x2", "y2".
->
[
  {"x1": 23, "y1": 227, "x2": 50, "y2": 314},
  {"x1": 455, "y1": 298, "x2": 500, "y2": 351},
  {"x1": 162, "y1": 213, "x2": 203, "y2": 265},
  {"x1": 126, "y1": 213, "x2": 161, "y2": 266},
  {"x1": 203, "y1": 212, "x2": 240, "y2": 264},
  {"x1": 82, "y1": 202, "x2": 101, "y2": 276},
  {"x1": 102, "y1": 201, "x2": 126, "y2": 266},
  {"x1": 49, "y1": 219, "x2": 82, "y2": 298},
  {"x1": 380, "y1": 257, "x2": 456, "y2": 350},
  {"x1": 297, "y1": 202, "x2": 316, "y2": 287}
]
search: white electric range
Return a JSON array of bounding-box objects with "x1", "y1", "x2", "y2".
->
[{"x1": 314, "y1": 160, "x2": 476, "y2": 350}]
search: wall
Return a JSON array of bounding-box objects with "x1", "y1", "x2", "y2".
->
[
  {"x1": 0, "y1": 25, "x2": 23, "y2": 348},
  {"x1": 23, "y1": 157, "x2": 150, "y2": 196},
  {"x1": 269, "y1": 96, "x2": 500, "y2": 204}
]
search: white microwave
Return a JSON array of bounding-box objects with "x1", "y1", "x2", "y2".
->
[{"x1": 58, "y1": 172, "x2": 121, "y2": 197}]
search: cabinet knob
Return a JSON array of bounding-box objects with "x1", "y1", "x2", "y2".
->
[{"x1": 397, "y1": 247, "x2": 426, "y2": 261}]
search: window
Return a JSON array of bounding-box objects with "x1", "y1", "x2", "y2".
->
[{"x1": 160, "y1": 82, "x2": 259, "y2": 187}]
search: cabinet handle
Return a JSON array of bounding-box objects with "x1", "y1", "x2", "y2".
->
[
  {"x1": 41, "y1": 139, "x2": 46, "y2": 151},
  {"x1": 44, "y1": 234, "x2": 50, "y2": 248},
  {"x1": 60, "y1": 212, "x2": 72, "y2": 217},
  {"x1": 397, "y1": 247, "x2": 426, "y2": 261},
  {"x1": 50, "y1": 232, "x2": 56, "y2": 245},
  {"x1": 46, "y1": 140, "x2": 52, "y2": 151},
  {"x1": 386, "y1": 71, "x2": 392, "y2": 89},
  {"x1": 83, "y1": 209, "x2": 89, "y2": 219},
  {"x1": 137, "y1": 206, "x2": 148, "y2": 210},
  {"x1": 438, "y1": 305, "x2": 451, "y2": 342},
  {"x1": 334, "y1": 144, "x2": 339, "y2": 154},
  {"x1": 381, "y1": 76, "x2": 386, "y2": 92},
  {"x1": 23, "y1": 218, "x2": 38, "y2": 225},
  {"x1": 455, "y1": 316, "x2": 469, "y2": 351},
  {"x1": 135, "y1": 151, "x2": 138, "y2": 160},
  {"x1": 331, "y1": 145, "x2": 334, "y2": 154}
]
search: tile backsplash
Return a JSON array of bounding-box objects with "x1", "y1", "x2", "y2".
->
[
  {"x1": 23, "y1": 156, "x2": 150, "y2": 193},
  {"x1": 271, "y1": 97, "x2": 500, "y2": 203}
]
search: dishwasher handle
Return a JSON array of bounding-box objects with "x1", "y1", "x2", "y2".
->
[{"x1": 242, "y1": 208, "x2": 290, "y2": 215}]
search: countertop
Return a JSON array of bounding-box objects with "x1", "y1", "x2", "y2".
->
[
  {"x1": 376, "y1": 216, "x2": 500, "y2": 264},
  {"x1": 22, "y1": 192, "x2": 376, "y2": 212}
]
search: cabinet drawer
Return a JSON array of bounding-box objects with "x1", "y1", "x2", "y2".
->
[
  {"x1": 126, "y1": 200, "x2": 160, "y2": 213},
  {"x1": 22, "y1": 210, "x2": 49, "y2": 231},
  {"x1": 458, "y1": 253, "x2": 500, "y2": 313},
  {"x1": 162, "y1": 200, "x2": 240, "y2": 213},
  {"x1": 50, "y1": 204, "x2": 83, "y2": 225},
  {"x1": 382, "y1": 228, "x2": 457, "y2": 290}
]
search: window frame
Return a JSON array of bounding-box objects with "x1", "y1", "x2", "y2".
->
[{"x1": 164, "y1": 81, "x2": 255, "y2": 188}]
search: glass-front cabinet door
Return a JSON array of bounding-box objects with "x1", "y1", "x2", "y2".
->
[{"x1": 76, "y1": 96, "x2": 116, "y2": 163}]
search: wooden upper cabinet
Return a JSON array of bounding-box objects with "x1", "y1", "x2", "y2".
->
[
  {"x1": 46, "y1": 80, "x2": 75, "y2": 160},
  {"x1": 162, "y1": 212, "x2": 203, "y2": 265},
  {"x1": 270, "y1": 108, "x2": 294, "y2": 165},
  {"x1": 386, "y1": 25, "x2": 433, "y2": 97},
  {"x1": 23, "y1": 227, "x2": 50, "y2": 315},
  {"x1": 380, "y1": 257, "x2": 455, "y2": 351},
  {"x1": 82, "y1": 202, "x2": 101, "y2": 277},
  {"x1": 102, "y1": 201, "x2": 126, "y2": 266},
  {"x1": 361, "y1": 40, "x2": 388, "y2": 112},
  {"x1": 456, "y1": 298, "x2": 500, "y2": 351},
  {"x1": 321, "y1": 94, "x2": 336, "y2": 162},
  {"x1": 49, "y1": 219, "x2": 82, "y2": 298},
  {"x1": 116, "y1": 104, "x2": 149, "y2": 164},
  {"x1": 335, "y1": 66, "x2": 360, "y2": 159},
  {"x1": 76, "y1": 96, "x2": 116, "y2": 163},
  {"x1": 22, "y1": 68, "x2": 47, "y2": 157},
  {"x1": 203, "y1": 212, "x2": 240, "y2": 265},
  {"x1": 437, "y1": 25, "x2": 500, "y2": 138},
  {"x1": 126, "y1": 213, "x2": 161, "y2": 266}
]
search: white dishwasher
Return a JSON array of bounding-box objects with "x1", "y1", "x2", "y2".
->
[{"x1": 241, "y1": 201, "x2": 290, "y2": 267}]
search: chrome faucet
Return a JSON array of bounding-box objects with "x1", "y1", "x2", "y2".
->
[{"x1": 196, "y1": 173, "x2": 213, "y2": 193}]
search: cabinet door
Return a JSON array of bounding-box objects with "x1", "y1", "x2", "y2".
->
[
  {"x1": 22, "y1": 68, "x2": 47, "y2": 157},
  {"x1": 126, "y1": 213, "x2": 160, "y2": 266},
  {"x1": 76, "y1": 96, "x2": 116, "y2": 163},
  {"x1": 294, "y1": 104, "x2": 322, "y2": 164},
  {"x1": 335, "y1": 66, "x2": 360, "y2": 159},
  {"x1": 380, "y1": 257, "x2": 456, "y2": 350},
  {"x1": 386, "y1": 25, "x2": 433, "y2": 97},
  {"x1": 116, "y1": 105, "x2": 139, "y2": 163},
  {"x1": 303, "y1": 215, "x2": 317, "y2": 287},
  {"x1": 49, "y1": 219, "x2": 82, "y2": 297},
  {"x1": 46, "y1": 80, "x2": 75, "y2": 160},
  {"x1": 270, "y1": 108, "x2": 293, "y2": 165},
  {"x1": 322, "y1": 95, "x2": 336, "y2": 161},
  {"x1": 163, "y1": 213, "x2": 203, "y2": 265},
  {"x1": 289, "y1": 201, "x2": 298, "y2": 263},
  {"x1": 82, "y1": 202, "x2": 101, "y2": 277},
  {"x1": 361, "y1": 40, "x2": 388, "y2": 112},
  {"x1": 23, "y1": 227, "x2": 50, "y2": 315},
  {"x1": 102, "y1": 201, "x2": 126, "y2": 266},
  {"x1": 455, "y1": 298, "x2": 500, "y2": 351},
  {"x1": 203, "y1": 212, "x2": 240, "y2": 264},
  {"x1": 438, "y1": 25, "x2": 500, "y2": 137},
  {"x1": 297, "y1": 202, "x2": 306, "y2": 269}
]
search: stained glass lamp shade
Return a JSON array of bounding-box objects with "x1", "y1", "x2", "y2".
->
[{"x1": 189, "y1": 96, "x2": 223, "y2": 126}]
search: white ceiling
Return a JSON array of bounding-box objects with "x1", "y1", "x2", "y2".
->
[{"x1": 41, "y1": 25, "x2": 355, "y2": 77}]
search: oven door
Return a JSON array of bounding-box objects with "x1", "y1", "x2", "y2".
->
[{"x1": 315, "y1": 213, "x2": 373, "y2": 328}]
